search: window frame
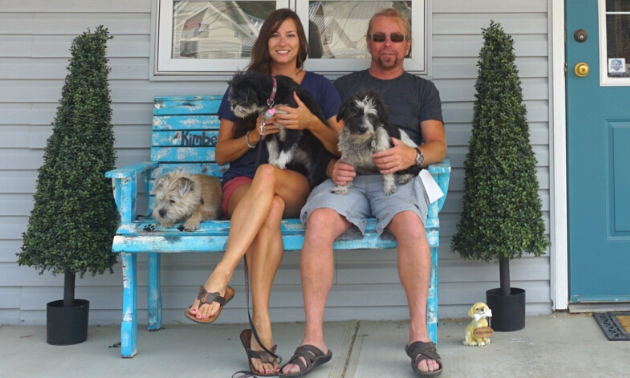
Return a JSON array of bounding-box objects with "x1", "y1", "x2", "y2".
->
[{"x1": 150, "y1": 0, "x2": 429, "y2": 80}]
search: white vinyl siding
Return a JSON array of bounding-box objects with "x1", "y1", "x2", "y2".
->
[{"x1": 0, "y1": 0, "x2": 553, "y2": 325}]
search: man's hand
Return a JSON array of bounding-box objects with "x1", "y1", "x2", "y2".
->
[
  {"x1": 329, "y1": 159, "x2": 356, "y2": 186},
  {"x1": 373, "y1": 138, "x2": 416, "y2": 175}
]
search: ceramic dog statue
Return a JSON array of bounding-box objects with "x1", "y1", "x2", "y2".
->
[{"x1": 463, "y1": 302, "x2": 493, "y2": 346}]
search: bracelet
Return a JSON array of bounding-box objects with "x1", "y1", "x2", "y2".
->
[{"x1": 245, "y1": 131, "x2": 256, "y2": 149}]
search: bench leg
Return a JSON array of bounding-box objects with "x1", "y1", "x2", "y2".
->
[
  {"x1": 147, "y1": 253, "x2": 162, "y2": 331},
  {"x1": 121, "y1": 253, "x2": 138, "y2": 358},
  {"x1": 427, "y1": 245, "x2": 438, "y2": 345}
]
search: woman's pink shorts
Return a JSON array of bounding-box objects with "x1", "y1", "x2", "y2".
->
[{"x1": 221, "y1": 176, "x2": 253, "y2": 215}]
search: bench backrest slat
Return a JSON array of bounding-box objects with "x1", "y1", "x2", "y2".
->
[{"x1": 147, "y1": 97, "x2": 225, "y2": 212}]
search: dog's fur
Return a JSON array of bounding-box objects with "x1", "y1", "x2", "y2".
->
[
  {"x1": 463, "y1": 302, "x2": 492, "y2": 346},
  {"x1": 334, "y1": 89, "x2": 421, "y2": 195},
  {"x1": 151, "y1": 170, "x2": 223, "y2": 231},
  {"x1": 228, "y1": 71, "x2": 334, "y2": 189}
]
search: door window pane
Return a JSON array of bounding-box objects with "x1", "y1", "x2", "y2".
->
[{"x1": 606, "y1": 0, "x2": 630, "y2": 77}]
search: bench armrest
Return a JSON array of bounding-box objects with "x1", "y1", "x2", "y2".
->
[
  {"x1": 106, "y1": 161, "x2": 159, "y2": 222},
  {"x1": 427, "y1": 157, "x2": 451, "y2": 215}
]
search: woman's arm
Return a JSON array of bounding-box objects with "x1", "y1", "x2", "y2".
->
[{"x1": 215, "y1": 118, "x2": 280, "y2": 166}]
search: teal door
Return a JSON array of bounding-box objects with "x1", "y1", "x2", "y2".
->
[{"x1": 567, "y1": 0, "x2": 630, "y2": 303}]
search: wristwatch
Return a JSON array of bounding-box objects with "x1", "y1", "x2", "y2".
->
[{"x1": 415, "y1": 147, "x2": 425, "y2": 167}]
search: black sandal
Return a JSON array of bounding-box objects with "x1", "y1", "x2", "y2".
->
[
  {"x1": 279, "y1": 345, "x2": 332, "y2": 377},
  {"x1": 405, "y1": 341, "x2": 443, "y2": 377}
]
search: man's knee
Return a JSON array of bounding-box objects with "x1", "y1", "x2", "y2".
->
[
  {"x1": 389, "y1": 211, "x2": 426, "y2": 241},
  {"x1": 305, "y1": 208, "x2": 348, "y2": 242}
]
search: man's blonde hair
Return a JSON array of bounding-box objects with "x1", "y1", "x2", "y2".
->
[{"x1": 367, "y1": 8, "x2": 411, "y2": 40}]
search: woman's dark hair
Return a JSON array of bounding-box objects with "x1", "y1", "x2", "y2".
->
[
  {"x1": 234, "y1": 9, "x2": 309, "y2": 139},
  {"x1": 247, "y1": 8, "x2": 309, "y2": 73}
]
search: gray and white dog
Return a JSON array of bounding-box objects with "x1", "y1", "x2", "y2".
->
[
  {"x1": 227, "y1": 71, "x2": 333, "y2": 189},
  {"x1": 334, "y1": 89, "x2": 421, "y2": 195}
]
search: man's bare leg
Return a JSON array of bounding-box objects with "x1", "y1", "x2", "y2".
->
[
  {"x1": 388, "y1": 211, "x2": 440, "y2": 373},
  {"x1": 281, "y1": 208, "x2": 351, "y2": 375}
]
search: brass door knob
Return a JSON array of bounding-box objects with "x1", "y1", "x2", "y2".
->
[{"x1": 575, "y1": 62, "x2": 589, "y2": 77}]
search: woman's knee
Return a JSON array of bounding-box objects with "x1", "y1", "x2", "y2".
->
[
  {"x1": 261, "y1": 196, "x2": 285, "y2": 232},
  {"x1": 254, "y1": 164, "x2": 278, "y2": 186}
]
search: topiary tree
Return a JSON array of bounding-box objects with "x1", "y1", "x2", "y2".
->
[
  {"x1": 18, "y1": 26, "x2": 118, "y2": 308},
  {"x1": 451, "y1": 21, "x2": 549, "y2": 297}
]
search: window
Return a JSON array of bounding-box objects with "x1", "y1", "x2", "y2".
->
[
  {"x1": 152, "y1": 0, "x2": 427, "y2": 78},
  {"x1": 600, "y1": 0, "x2": 630, "y2": 85}
]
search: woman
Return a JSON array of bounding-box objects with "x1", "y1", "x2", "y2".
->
[{"x1": 185, "y1": 8, "x2": 342, "y2": 376}]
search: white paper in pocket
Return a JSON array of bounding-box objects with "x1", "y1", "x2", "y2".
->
[{"x1": 419, "y1": 169, "x2": 444, "y2": 204}]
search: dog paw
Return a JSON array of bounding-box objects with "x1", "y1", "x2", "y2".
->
[
  {"x1": 183, "y1": 220, "x2": 200, "y2": 231},
  {"x1": 399, "y1": 174, "x2": 413, "y2": 184},
  {"x1": 331, "y1": 186, "x2": 349, "y2": 195},
  {"x1": 384, "y1": 186, "x2": 397, "y2": 196}
]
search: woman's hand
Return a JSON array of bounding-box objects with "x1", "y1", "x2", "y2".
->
[
  {"x1": 250, "y1": 114, "x2": 281, "y2": 143},
  {"x1": 274, "y1": 91, "x2": 317, "y2": 131}
]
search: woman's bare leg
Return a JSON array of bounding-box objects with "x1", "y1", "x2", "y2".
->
[
  {"x1": 246, "y1": 194, "x2": 285, "y2": 374},
  {"x1": 189, "y1": 164, "x2": 309, "y2": 319}
]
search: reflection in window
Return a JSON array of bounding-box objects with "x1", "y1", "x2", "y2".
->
[
  {"x1": 308, "y1": 1, "x2": 411, "y2": 59},
  {"x1": 173, "y1": 1, "x2": 276, "y2": 59},
  {"x1": 606, "y1": 0, "x2": 630, "y2": 77}
]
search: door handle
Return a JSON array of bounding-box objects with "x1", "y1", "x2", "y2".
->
[{"x1": 574, "y1": 62, "x2": 589, "y2": 77}]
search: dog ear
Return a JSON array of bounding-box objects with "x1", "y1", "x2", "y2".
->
[
  {"x1": 337, "y1": 99, "x2": 350, "y2": 122},
  {"x1": 152, "y1": 175, "x2": 167, "y2": 195},
  {"x1": 468, "y1": 304, "x2": 476, "y2": 318},
  {"x1": 177, "y1": 177, "x2": 194, "y2": 196}
]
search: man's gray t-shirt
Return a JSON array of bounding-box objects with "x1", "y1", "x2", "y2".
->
[{"x1": 334, "y1": 70, "x2": 443, "y2": 145}]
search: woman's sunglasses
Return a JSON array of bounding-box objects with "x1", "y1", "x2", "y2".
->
[{"x1": 368, "y1": 33, "x2": 409, "y2": 43}]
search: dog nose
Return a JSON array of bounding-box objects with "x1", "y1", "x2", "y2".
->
[{"x1": 159, "y1": 209, "x2": 167, "y2": 217}]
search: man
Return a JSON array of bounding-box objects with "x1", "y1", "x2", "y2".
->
[{"x1": 281, "y1": 8, "x2": 446, "y2": 378}]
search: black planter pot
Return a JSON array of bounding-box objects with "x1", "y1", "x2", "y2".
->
[
  {"x1": 486, "y1": 287, "x2": 525, "y2": 332},
  {"x1": 46, "y1": 299, "x2": 89, "y2": 345}
]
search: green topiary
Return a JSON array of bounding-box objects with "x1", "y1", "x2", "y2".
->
[
  {"x1": 450, "y1": 21, "x2": 549, "y2": 296},
  {"x1": 18, "y1": 26, "x2": 118, "y2": 307}
]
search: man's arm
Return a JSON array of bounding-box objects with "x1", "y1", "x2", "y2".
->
[
  {"x1": 373, "y1": 119, "x2": 446, "y2": 175},
  {"x1": 417, "y1": 119, "x2": 447, "y2": 166}
]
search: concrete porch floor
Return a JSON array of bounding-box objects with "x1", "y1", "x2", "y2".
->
[{"x1": 0, "y1": 312, "x2": 628, "y2": 377}]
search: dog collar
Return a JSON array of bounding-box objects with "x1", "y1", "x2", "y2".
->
[{"x1": 267, "y1": 75, "x2": 277, "y2": 108}]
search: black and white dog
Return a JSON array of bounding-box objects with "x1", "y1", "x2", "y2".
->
[
  {"x1": 334, "y1": 89, "x2": 421, "y2": 195},
  {"x1": 228, "y1": 71, "x2": 333, "y2": 189}
]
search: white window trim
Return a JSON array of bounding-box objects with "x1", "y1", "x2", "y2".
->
[{"x1": 150, "y1": 0, "x2": 428, "y2": 80}]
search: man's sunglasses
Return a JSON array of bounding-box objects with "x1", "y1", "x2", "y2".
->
[{"x1": 368, "y1": 33, "x2": 409, "y2": 43}]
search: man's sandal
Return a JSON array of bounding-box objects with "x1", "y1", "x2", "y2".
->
[
  {"x1": 279, "y1": 345, "x2": 332, "y2": 378},
  {"x1": 405, "y1": 341, "x2": 443, "y2": 377},
  {"x1": 239, "y1": 329, "x2": 280, "y2": 376},
  {"x1": 184, "y1": 285, "x2": 235, "y2": 324}
]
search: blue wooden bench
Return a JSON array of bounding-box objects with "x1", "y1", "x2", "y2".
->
[{"x1": 105, "y1": 95, "x2": 451, "y2": 358}]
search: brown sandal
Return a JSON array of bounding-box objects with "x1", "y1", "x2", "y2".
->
[
  {"x1": 405, "y1": 341, "x2": 443, "y2": 377},
  {"x1": 184, "y1": 285, "x2": 234, "y2": 324},
  {"x1": 239, "y1": 329, "x2": 280, "y2": 376}
]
